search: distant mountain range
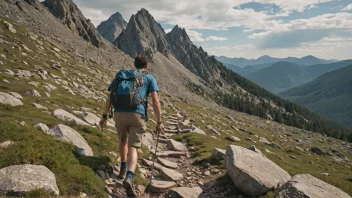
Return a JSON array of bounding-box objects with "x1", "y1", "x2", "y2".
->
[
  {"x1": 246, "y1": 60, "x2": 352, "y2": 94},
  {"x1": 216, "y1": 55, "x2": 338, "y2": 68},
  {"x1": 281, "y1": 65, "x2": 352, "y2": 129}
]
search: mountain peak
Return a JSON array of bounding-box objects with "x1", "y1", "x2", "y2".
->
[
  {"x1": 97, "y1": 12, "x2": 127, "y2": 42},
  {"x1": 114, "y1": 8, "x2": 170, "y2": 59},
  {"x1": 43, "y1": 0, "x2": 103, "y2": 47}
]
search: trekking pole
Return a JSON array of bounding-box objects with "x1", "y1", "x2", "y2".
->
[
  {"x1": 99, "y1": 126, "x2": 104, "y2": 156},
  {"x1": 145, "y1": 128, "x2": 161, "y2": 193}
]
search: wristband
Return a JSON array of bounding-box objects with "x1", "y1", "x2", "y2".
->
[
  {"x1": 102, "y1": 114, "x2": 108, "y2": 119},
  {"x1": 157, "y1": 121, "x2": 162, "y2": 124}
]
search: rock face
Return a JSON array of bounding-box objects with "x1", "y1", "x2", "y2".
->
[
  {"x1": 114, "y1": 8, "x2": 170, "y2": 60},
  {"x1": 48, "y1": 124, "x2": 93, "y2": 156},
  {"x1": 170, "y1": 187, "x2": 203, "y2": 198},
  {"x1": 0, "y1": 164, "x2": 59, "y2": 196},
  {"x1": 226, "y1": 145, "x2": 291, "y2": 197},
  {"x1": 43, "y1": 0, "x2": 103, "y2": 47},
  {"x1": 275, "y1": 174, "x2": 351, "y2": 198},
  {"x1": 0, "y1": 92, "x2": 23, "y2": 106},
  {"x1": 166, "y1": 25, "x2": 223, "y2": 84},
  {"x1": 211, "y1": 148, "x2": 226, "y2": 161},
  {"x1": 53, "y1": 109, "x2": 89, "y2": 126},
  {"x1": 97, "y1": 12, "x2": 127, "y2": 42}
]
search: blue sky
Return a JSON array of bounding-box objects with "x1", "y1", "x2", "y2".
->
[{"x1": 74, "y1": 0, "x2": 352, "y2": 59}]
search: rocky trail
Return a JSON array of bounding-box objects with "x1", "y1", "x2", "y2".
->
[{"x1": 100, "y1": 113, "x2": 219, "y2": 198}]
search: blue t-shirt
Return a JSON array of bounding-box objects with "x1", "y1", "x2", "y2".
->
[{"x1": 108, "y1": 72, "x2": 159, "y2": 117}]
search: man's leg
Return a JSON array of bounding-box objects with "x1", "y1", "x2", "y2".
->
[
  {"x1": 115, "y1": 113, "x2": 129, "y2": 179},
  {"x1": 123, "y1": 113, "x2": 146, "y2": 197}
]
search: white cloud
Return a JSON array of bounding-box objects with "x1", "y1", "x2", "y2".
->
[
  {"x1": 74, "y1": 0, "x2": 333, "y2": 30},
  {"x1": 205, "y1": 36, "x2": 227, "y2": 41},
  {"x1": 164, "y1": 29, "x2": 172, "y2": 33},
  {"x1": 186, "y1": 29, "x2": 204, "y2": 41},
  {"x1": 342, "y1": 4, "x2": 352, "y2": 11},
  {"x1": 248, "y1": 13, "x2": 352, "y2": 39}
]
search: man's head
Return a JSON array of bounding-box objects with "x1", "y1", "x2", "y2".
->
[{"x1": 134, "y1": 55, "x2": 148, "y2": 69}]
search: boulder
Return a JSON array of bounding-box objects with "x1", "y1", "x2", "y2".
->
[
  {"x1": 170, "y1": 187, "x2": 203, "y2": 198},
  {"x1": 275, "y1": 174, "x2": 350, "y2": 198},
  {"x1": 0, "y1": 92, "x2": 23, "y2": 106},
  {"x1": 53, "y1": 109, "x2": 89, "y2": 126},
  {"x1": 4, "y1": 69, "x2": 14, "y2": 75},
  {"x1": 25, "y1": 89, "x2": 41, "y2": 97},
  {"x1": 226, "y1": 145, "x2": 291, "y2": 197},
  {"x1": 48, "y1": 124, "x2": 93, "y2": 156},
  {"x1": 34, "y1": 123, "x2": 49, "y2": 133},
  {"x1": 8, "y1": 92, "x2": 23, "y2": 100},
  {"x1": 311, "y1": 147, "x2": 326, "y2": 155},
  {"x1": 211, "y1": 148, "x2": 226, "y2": 161},
  {"x1": 229, "y1": 136, "x2": 241, "y2": 142},
  {"x1": 166, "y1": 139, "x2": 187, "y2": 152},
  {"x1": 160, "y1": 167, "x2": 183, "y2": 181},
  {"x1": 191, "y1": 126, "x2": 206, "y2": 135},
  {"x1": 259, "y1": 137, "x2": 271, "y2": 145},
  {"x1": 15, "y1": 70, "x2": 31, "y2": 78},
  {"x1": 150, "y1": 180, "x2": 177, "y2": 193},
  {"x1": 4, "y1": 21, "x2": 17, "y2": 34},
  {"x1": 157, "y1": 157, "x2": 178, "y2": 169},
  {"x1": 0, "y1": 164, "x2": 59, "y2": 196}
]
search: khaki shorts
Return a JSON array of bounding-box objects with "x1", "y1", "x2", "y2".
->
[{"x1": 114, "y1": 112, "x2": 146, "y2": 148}]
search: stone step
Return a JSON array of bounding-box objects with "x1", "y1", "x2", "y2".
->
[
  {"x1": 159, "y1": 167, "x2": 184, "y2": 181},
  {"x1": 166, "y1": 121, "x2": 179, "y2": 125},
  {"x1": 150, "y1": 180, "x2": 177, "y2": 193},
  {"x1": 166, "y1": 139, "x2": 187, "y2": 152},
  {"x1": 157, "y1": 157, "x2": 179, "y2": 169},
  {"x1": 156, "y1": 151, "x2": 187, "y2": 158}
]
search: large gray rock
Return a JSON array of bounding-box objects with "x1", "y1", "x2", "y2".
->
[
  {"x1": 0, "y1": 164, "x2": 59, "y2": 196},
  {"x1": 8, "y1": 92, "x2": 23, "y2": 100},
  {"x1": 226, "y1": 145, "x2": 291, "y2": 197},
  {"x1": 25, "y1": 89, "x2": 41, "y2": 97},
  {"x1": 34, "y1": 123, "x2": 50, "y2": 133},
  {"x1": 170, "y1": 187, "x2": 203, "y2": 198},
  {"x1": 166, "y1": 139, "x2": 187, "y2": 152},
  {"x1": 81, "y1": 112, "x2": 114, "y2": 127},
  {"x1": 211, "y1": 148, "x2": 226, "y2": 161},
  {"x1": 53, "y1": 109, "x2": 89, "y2": 126},
  {"x1": 48, "y1": 124, "x2": 93, "y2": 156},
  {"x1": 0, "y1": 92, "x2": 23, "y2": 106},
  {"x1": 275, "y1": 174, "x2": 351, "y2": 198}
]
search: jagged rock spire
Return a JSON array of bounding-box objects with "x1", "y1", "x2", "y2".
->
[{"x1": 97, "y1": 12, "x2": 127, "y2": 42}]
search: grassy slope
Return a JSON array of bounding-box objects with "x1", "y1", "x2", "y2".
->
[{"x1": 0, "y1": 17, "x2": 122, "y2": 197}]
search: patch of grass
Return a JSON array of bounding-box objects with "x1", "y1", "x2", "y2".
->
[
  {"x1": 0, "y1": 120, "x2": 106, "y2": 197},
  {"x1": 25, "y1": 189, "x2": 51, "y2": 198}
]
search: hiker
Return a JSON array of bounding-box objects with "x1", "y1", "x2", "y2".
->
[{"x1": 99, "y1": 55, "x2": 163, "y2": 197}]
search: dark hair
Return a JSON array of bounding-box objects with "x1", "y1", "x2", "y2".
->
[{"x1": 134, "y1": 55, "x2": 148, "y2": 69}]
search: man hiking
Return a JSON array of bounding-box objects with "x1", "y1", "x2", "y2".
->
[{"x1": 99, "y1": 55, "x2": 163, "y2": 197}]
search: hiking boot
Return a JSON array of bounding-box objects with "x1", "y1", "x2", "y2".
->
[
  {"x1": 117, "y1": 166, "x2": 127, "y2": 179},
  {"x1": 123, "y1": 177, "x2": 138, "y2": 198}
]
